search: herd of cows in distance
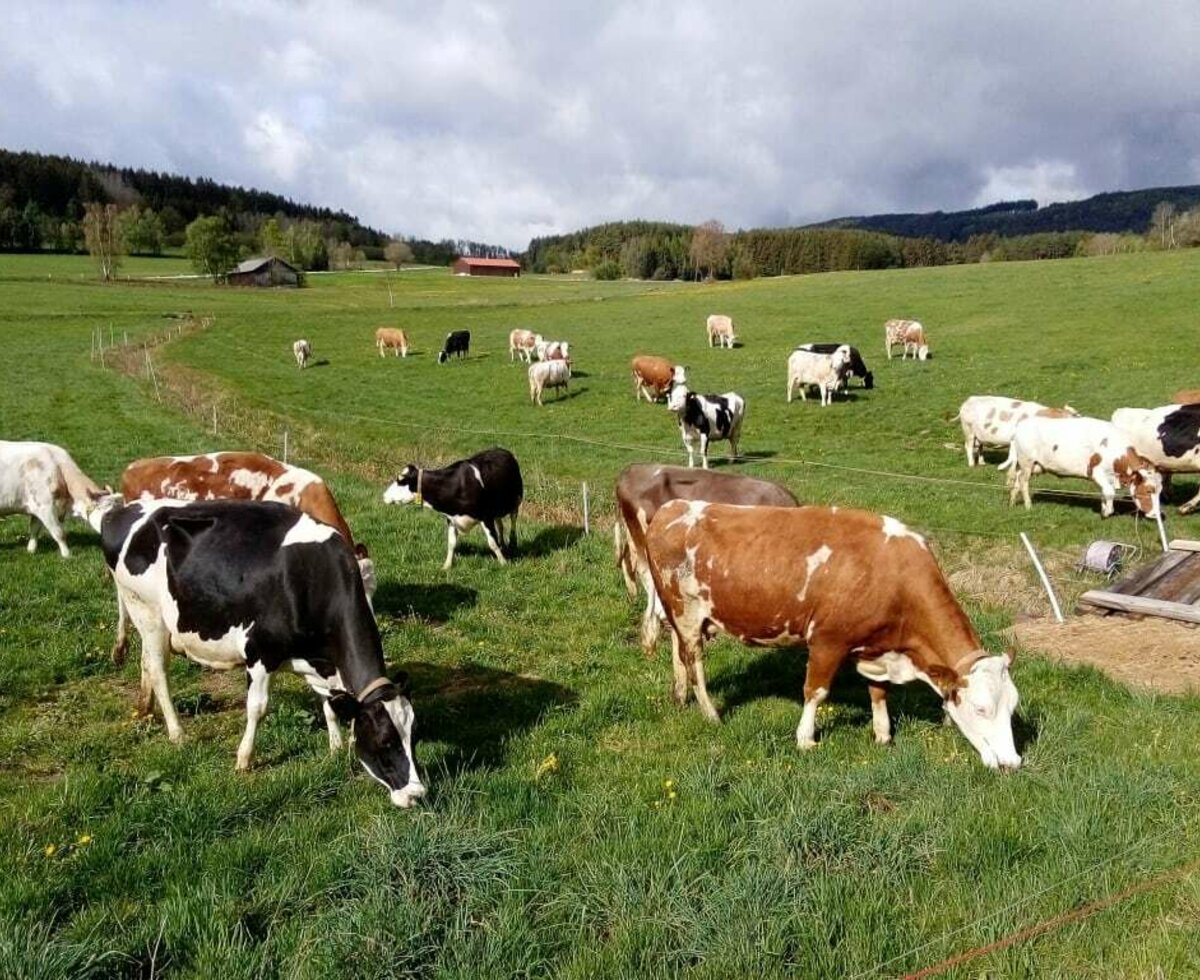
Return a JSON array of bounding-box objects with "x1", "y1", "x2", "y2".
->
[{"x1": 3, "y1": 309, "x2": 1200, "y2": 807}]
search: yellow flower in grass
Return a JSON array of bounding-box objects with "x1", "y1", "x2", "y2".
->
[
  {"x1": 44, "y1": 844, "x2": 57, "y2": 858},
  {"x1": 77, "y1": 834, "x2": 93, "y2": 846},
  {"x1": 535, "y1": 752, "x2": 559, "y2": 780}
]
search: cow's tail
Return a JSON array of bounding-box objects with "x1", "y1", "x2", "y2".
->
[{"x1": 996, "y1": 443, "x2": 1017, "y2": 471}]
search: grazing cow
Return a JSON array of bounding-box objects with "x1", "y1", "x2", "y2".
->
[
  {"x1": 632, "y1": 355, "x2": 686, "y2": 403},
  {"x1": 614, "y1": 464, "x2": 798, "y2": 655},
  {"x1": 644, "y1": 501, "x2": 1022, "y2": 769},
  {"x1": 958, "y1": 396, "x2": 1079, "y2": 467},
  {"x1": 375, "y1": 327, "x2": 409, "y2": 358},
  {"x1": 383, "y1": 447, "x2": 523, "y2": 570},
  {"x1": 1112, "y1": 403, "x2": 1200, "y2": 513},
  {"x1": 667, "y1": 384, "x2": 745, "y2": 469},
  {"x1": 794, "y1": 343, "x2": 874, "y2": 389},
  {"x1": 534, "y1": 339, "x2": 570, "y2": 363},
  {"x1": 706, "y1": 314, "x2": 736, "y2": 349},
  {"x1": 786, "y1": 345, "x2": 852, "y2": 406},
  {"x1": 293, "y1": 339, "x2": 312, "y2": 368},
  {"x1": 116, "y1": 451, "x2": 375, "y2": 663},
  {"x1": 1172, "y1": 389, "x2": 1200, "y2": 405},
  {"x1": 529, "y1": 359, "x2": 571, "y2": 405},
  {"x1": 1001, "y1": 416, "x2": 1162, "y2": 518},
  {"x1": 90, "y1": 498, "x2": 425, "y2": 807},
  {"x1": 884, "y1": 319, "x2": 928, "y2": 360},
  {"x1": 0, "y1": 441, "x2": 108, "y2": 556},
  {"x1": 509, "y1": 329, "x2": 543, "y2": 363},
  {"x1": 438, "y1": 330, "x2": 471, "y2": 363}
]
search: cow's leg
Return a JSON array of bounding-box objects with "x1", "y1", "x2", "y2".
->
[
  {"x1": 796, "y1": 643, "x2": 839, "y2": 748},
  {"x1": 699, "y1": 433, "x2": 710, "y2": 470},
  {"x1": 443, "y1": 522, "x2": 458, "y2": 570},
  {"x1": 29, "y1": 501, "x2": 69, "y2": 557},
  {"x1": 236, "y1": 661, "x2": 271, "y2": 771},
  {"x1": 787, "y1": 375, "x2": 794, "y2": 403},
  {"x1": 868, "y1": 682, "x2": 891, "y2": 745},
  {"x1": 482, "y1": 520, "x2": 508, "y2": 564},
  {"x1": 728, "y1": 421, "x2": 742, "y2": 462},
  {"x1": 321, "y1": 698, "x2": 344, "y2": 752},
  {"x1": 639, "y1": 568, "x2": 663, "y2": 656},
  {"x1": 1020, "y1": 466, "x2": 1033, "y2": 510},
  {"x1": 682, "y1": 429, "x2": 696, "y2": 469},
  {"x1": 669, "y1": 631, "x2": 691, "y2": 705},
  {"x1": 140, "y1": 624, "x2": 183, "y2": 742},
  {"x1": 690, "y1": 656, "x2": 720, "y2": 722},
  {"x1": 111, "y1": 586, "x2": 129, "y2": 665},
  {"x1": 1177, "y1": 482, "x2": 1200, "y2": 515},
  {"x1": 507, "y1": 509, "x2": 519, "y2": 554},
  {"x1": 964, "y1": 433, "x2": 977, "y2": 467}
]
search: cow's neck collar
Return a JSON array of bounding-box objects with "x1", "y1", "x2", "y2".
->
[{"x1": 357, "y1": 676, "x2": 392, "y2": 703}]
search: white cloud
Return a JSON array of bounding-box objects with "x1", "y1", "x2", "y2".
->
[{"x1": 974, "y1": 161, "x2": 1090, "y2": 208}]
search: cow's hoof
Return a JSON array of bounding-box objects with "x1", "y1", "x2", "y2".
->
[{"x1": 796, "y1": 736, "x2": 818, "y2": 750}]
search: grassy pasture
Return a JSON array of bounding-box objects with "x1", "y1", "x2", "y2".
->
[{"x1": 1, "y1": 251, "x2": 1199, "y2": 977}]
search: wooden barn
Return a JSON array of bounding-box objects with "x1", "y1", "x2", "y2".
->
[
  {"x1": 453, "y1": 256, "x2": 521, "y2": 278},
  {"x1": 228, "y1": 256, "x2": 300, "y2": 287}
]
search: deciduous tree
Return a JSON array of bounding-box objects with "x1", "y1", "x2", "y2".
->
[
  {"x1": 185, "y1": 214, "x2": 240, "y2": 280},
  {"x1": 384, "y1": 239, "x2": 414, "y2": 269},
  {"x1": 689, "y1": 219, "x2": 730, "y2": 281},
  {"x1": 82, "y1": 202, "x2": 123, "y2": 280}
]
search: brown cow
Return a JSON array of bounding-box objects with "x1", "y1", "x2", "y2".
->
[
  {"x1": 614, "y1": 464, "x2": 797, "y2": 656},
  {"x1": 644, "y1": 502, "x2": 1021, "y2": 769},
  {"x1": 375, "y1": 327, "x2": 409, "y2": 358},
  {"x1": 509, "y1": 329, "x2": 542, "y2": 363},
  {"x1": 631, "y1": 355, "x2": 686, "y2": 403},
  {"x1": 116, "y1": 451, "x2": 373, "y2": 661}
]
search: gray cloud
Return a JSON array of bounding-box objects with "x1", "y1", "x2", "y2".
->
[{"x1": 1, "y1": 1, "x2": 1198, "y2": 249}]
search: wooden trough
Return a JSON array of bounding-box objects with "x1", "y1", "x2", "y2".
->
[{"x1": 1078, "y1": 539, "x2": 1200, "y2": 625}]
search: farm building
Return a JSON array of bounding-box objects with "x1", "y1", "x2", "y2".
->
[
  {"x1": 453, "y1": 256, "x2": 521, "y2": 278},
  {"x1": 227, "y1": 256, "x2": 300, "y2": 287}
]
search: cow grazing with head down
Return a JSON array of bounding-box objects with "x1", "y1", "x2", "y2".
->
[
  {"x1": 438, "y1": 330, "x2": 470, "y2": 363},
  {"x1": 645, "y1": 501, "x2": 1021, "y2": 769},
  {"x1": 0, "y1": 440, "x2": 109, "y2": 556},
  {"x1": 1112, "y1": 403, "x2": 1200, "y2": 513},
  {"x1": 706, "y1": 314, "x2": 736, "y2": 349},
  {"x1": 614, "y1": 464, "x2": 798, "y2": 656},
  {"x1": 91, "y1": 497, "x2": 425, "y2": 807},
  {"x1": 786, "y1": 345, "x2": 852, "y2": 406},
  {"x1": 375, "y1": 327, "x2": 409, "y2": 358},
  {"x1": 632, "y1": 355, "x2": 686, "y2": 403},
  {"x1": 958, "y1": 395, "x2": 1079, "y2": 467},
  {"x1": 794, "y1": 343, "x2": 874, "y2": 389},
  {"x1": 1001, "y1": 416, "x2": 1162, "y2": 519},
  {"x1": 509, "y1": 329, "x2": 543, "y2": 363},
  {"x1": 667, "y1": 384, "x2": 745, "y2": 469},
  {"x1": 293, "y1": 339, "x2": 312, "y2": 369},
  {"x1": 884, "y1": 319, "x2": 928, "y2": 360},
  {"x1": 384, "y1": 447, "x2": 523, "y2": 569}
]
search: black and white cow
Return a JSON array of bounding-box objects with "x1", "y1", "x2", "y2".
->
[
  {"x1": 667, "y1": 384, "x2": 745, "y2": 469},
  {"x1": 438, "y1": 330, "x2": 471, "y2": 363},
  {"x1": 91, "y1": 497, "x2": 425, "y2": 808},
  {"x1": 794, "y1": 343, "x2": 874, "y2": 389},
  {"x1": 383, "y1": 447, "x2": 523, "y2": 569},
  {"x1": 1112, "y1": 403, "x2": 1200, "y2": 513}
]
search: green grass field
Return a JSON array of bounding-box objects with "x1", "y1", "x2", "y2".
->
[{"x1": 2, "y1": 251, "x2": 1199, "y2": 978}]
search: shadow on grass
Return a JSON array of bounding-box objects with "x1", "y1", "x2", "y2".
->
[
  {"x1": 532, "y1": 386, "x2": 587, "y2": 404},
  {"x1": 706, "y1": 450, "x2": 777, "y2": 469},
  {"x1": 308, "y1": 358, "x2": 332, "y2": 368},
  {"x1": 0, "y1": 527, "x2": 98, "y2": 555},
  {"x1": 405, "y1": 660, "x2": 576, "y2": 774},
  {"x1": 519, "y1": 524, "x2": 584, "y2": 557},
  {"x1": 373, "y1": 581, "x2": 478, "y2": 622}
]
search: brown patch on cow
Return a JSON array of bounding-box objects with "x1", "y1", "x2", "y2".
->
[
  {"x1": 1172, "y1": 389, "x2": 1200, "y2": 405},
  {"x1": 924, "y1": 664, "x2": 965, "y2": 700},
  {"x1": 1111, "y1": 448, "x2": 1141, "y2": 487},
  {"x1": 1086, "y1": 452, "x2": 1102, "y2": 479},
  {"x1": 1010, "y1": 400, "x2": 1021, "y2": 408},
  {"x1": 998, "y1": 410, "x2": 1012, "y2": 422},
  {"x1": 1037, "y1": 407, "x2": 1074, "y2": 419},
  {"x1": 296, "y1": 481, "x2": 355, "y2": 543},
  {"x1": 985, "y1": 409, "x2": 996, "y2": 421},
  {"x1": 274, "y1": 482, "x2": 294, "y2": 496}
]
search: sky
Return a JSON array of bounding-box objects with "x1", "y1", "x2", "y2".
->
[{"x1": 2, "y1": 1, "x2": 1199, "y2": 251}]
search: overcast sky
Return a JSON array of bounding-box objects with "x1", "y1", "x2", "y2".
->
[{"x1": 2, "y1": 1, "x2": 1198, "y2": 250}]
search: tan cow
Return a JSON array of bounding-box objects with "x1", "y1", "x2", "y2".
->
[
  {"x1": 645, "y1": 502, "x2": 1021, "y2": 769},
  {"x1": 884, "y1": 319, "x2": 928, "y2": 360},
  {"x1": 375, "y1": 327, "x2": 409, "y2": 358},
  {"x1": 631, "y1": 355, "x2": 686, "y2": 402},
  {"x1": 1172, "y1": 389, "x2": 1200, "y2": 405},
  {"x1": 509, "y1": 329, "x2": 543, "y2": 363},
  {"x1": 706, "y1": 314, "x2": 736, "y2": 349},
  {"x1": 614, "y1": 464, "x2": 797, "y2": 655}
]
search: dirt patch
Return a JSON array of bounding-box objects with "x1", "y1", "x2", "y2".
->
[
  {"x1": 1009, "y1": 615, "x2": 1200, "y2": 694},
  {"x1": 944, "y1": 541, "x2": 1090, "y2": 617}
]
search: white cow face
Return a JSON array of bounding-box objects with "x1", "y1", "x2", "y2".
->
[
  {"x1": 383, "y1": 466, "x2": 419, "y2": 505},
  {"x1": 329, "y1": 680, "x2": 425, "y2": 808},
  {"x1": 917, "y1": 345, "x2": 930, "y2": 361},
  {"x1": 943, "y1": 655, "x2": 1021, "y2": 770},
  {"x1": 667, "y1": 384, "x2": 689, "y2": 413}
]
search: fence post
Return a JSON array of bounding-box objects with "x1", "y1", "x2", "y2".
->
[
  {"x1": 283, "y1": 429, "x2": 289, "y2": 465},
  {"x1": 1020, "y1": 532, "x2": 1064, "y2": 624},
  {"x1": 582, "y1": 481, "x2": 590, "y2": 535},
  {"x1": 212, "y1": 405, "x2": 218, "y2": 435}
]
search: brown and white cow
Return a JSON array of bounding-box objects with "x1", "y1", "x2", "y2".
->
[
  {"x1": 375, "y1": 327, "x2": 409, "y2": 358},
  {"x1": 116, "y1": 451, "x2": 373, "y2": 661},
  {"x1": 644, "y1": 502, "x2": 1021, "y2": 769},
  {"x1": 631, "y1": 355, "x2": 686, "y2": 403},
  {"x1": 0, "y1": 441, "x2": 110, "y2": 556},
  {"x1": 884, "y1": 319, "x2": 928, "y2": 360},
  {"x1": 958, "y1": 395, "x2": 1079, "y2": 467},
  {"x1": 614, "y1": 464, "x2": 797, "y2": 656},
  {"x1": 509, "y1": 329, "x2": 543, "y2": 363},
  {"x1": 706, "y1": 314, "x2": 736, "y2": 349}
]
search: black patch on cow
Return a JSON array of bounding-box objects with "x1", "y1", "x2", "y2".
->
[
  {"x1": 356, "y1": 698, "x2": 413, "y2": 790},
  {"x1": 439, "y1": 330, "x2": 471, "y2": 363},
  {"x1": 797, "y1": 343, "x2": 873, "y2": 388},
  {"x1": 682, "y1": 394, "x2": 711, "y2": 435},
  {"x1": 1158, "y1": 404, "x2": 1200, "y2": 458},
  {"x1": 100, "y1": 501, "x2": 151, "y2": 573}
]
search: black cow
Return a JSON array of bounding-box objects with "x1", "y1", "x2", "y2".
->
[
  {"x1": 383, "y1": 447, "x2": 523, "y2": 569},
  {"x1": 666, "y1": 384, "x2": 746, "y2": 469},
  {"x1": 438, "y1": 330, "x2": 471, "y2": 363},
  {"x1": 796, "y1": 343, "x2": 874, "y2": 389},
  {"x1": 90, "y1": 497, "x2": 425, "y2": 808}
]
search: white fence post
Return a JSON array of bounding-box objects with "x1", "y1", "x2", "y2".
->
[{"x1": 582, "y1": 481, "x2": 590, "y2": 534}]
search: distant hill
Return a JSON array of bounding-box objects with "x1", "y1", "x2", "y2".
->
[{"x1": 809, "y1": 185, "x2": 1200, "y2": 241}]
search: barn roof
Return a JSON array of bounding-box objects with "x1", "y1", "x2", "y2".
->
[
  {"x1": 233, "y1": 256, "x2": 298, "y2": 274},
  {"x1": 456, "y1": 256, "x2": 521, "y2": 269}
]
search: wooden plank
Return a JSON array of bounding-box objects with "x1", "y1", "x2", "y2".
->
[
  {"x1": 1078, "y1": 590, "x2": 1200, "y2": 625},
  {"x1": 1168, "y1": 539, "x2": 1200, "y2": 553},
  {"x1": 1106, "y1": 551, "x2": 1193, "y2": 596},
  {"x1": 1139, "y1": 554, "x2": 1200, "y2": 603}
]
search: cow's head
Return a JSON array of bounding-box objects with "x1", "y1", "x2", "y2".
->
[
  {"x1": 1113, "y1": 450, "x2": 1162, "y2": 517},
  {"x1": 939, "y1": 653, "x2": 1021, "y2": 770},
  {"x1": 666, "y1": 383, "x2": 690, "y2": 414},
  {"x1": 83, "y1": 490, "x2": 123, "y2": 531},
  {"x1": 917, "y1": 345, "x2": 930, "y2": 361},
  {"x1": 329, "y1": 674, "x2": 425, "y2": 808},
  {"x1": 863, "y1": 370, "x2": 875, "y2": 390},
  {"x1": 383, "y1": 466, "x2": 420, "y2": 505},
  {"x1": 437, "y1": 350, "x2": 449, "y2": 364}
]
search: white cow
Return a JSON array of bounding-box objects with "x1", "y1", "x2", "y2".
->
[
  {"x1": 884, "y1": 319, "x2": 928, "y2": 360},
  {"x1": 958, "y1": 396, "x2": 1079, "y2": 467},
  {"x1": 706, "y1": 314, "x2": 736, "y2": 349},
  {"x1": 1112, "y1": 404, "x2": 1200, "y2": 513},
  {"x1": 529, "y1": 359, "x2": 571, "y2": 405},
  {"x1": 786, "y1": 345, "x2": 851, "y2": 406},
  {"x1": 293, "y1": 339, "x2": 312, "y2": 368},
  {"x1": 0, "y1": 441, "x2": 108, "y2": 556},
  {"x1": 534, "y1": 339, "x2": 570, "y2": 363},
  {"x1": 1001, "y1": 416, "x2": 1162, "y2": 518}
]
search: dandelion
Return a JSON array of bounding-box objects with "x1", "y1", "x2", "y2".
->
[
  {"x1": 667, "y1": 790, "x2": 677, "y2": 800},
  {"x1": 663, "y1": 778, "x2": 675, "y2": 790},
  {"x1": 76, "y1": 834, "x2": 93, "y2": 846},
  {"x1": 535, "y1": 752, "x2": 559, "y2": 780},
  {"x1": 44, "y1": 844, "x2": 57, "y2": 858}
]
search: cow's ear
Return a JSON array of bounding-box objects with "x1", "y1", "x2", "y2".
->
[
  {"x1": 926, "y1": 665, "x2": 964, "y2": 701},
  {"x1": 389, "y1": 669, "x2": 413, "y2": 699},
  {"x1": 327, "y1": 692, "x2": 359, "y2": 724}
]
